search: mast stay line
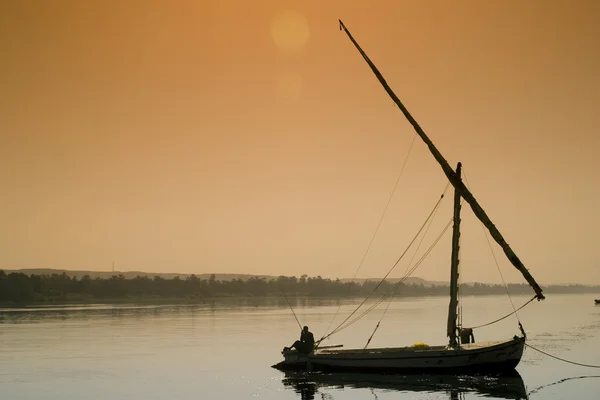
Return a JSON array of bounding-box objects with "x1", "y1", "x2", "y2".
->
[{"x1": 338, "y1": 19, "x2": 544, "y2": 300}]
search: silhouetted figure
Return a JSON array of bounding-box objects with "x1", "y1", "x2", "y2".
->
[
  {"x1": 284, "y1": 326, "x2": 315, "y2": 354},
  {"x1": 460, "y1": 327, "x2": 475, "y2": 344}
]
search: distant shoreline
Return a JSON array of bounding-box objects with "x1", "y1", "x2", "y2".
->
[
  {"x1": 1, "y1": 291, "x2": 599, "y2": 308},
  {"x1": 1, "y1": 269, "x2": 599, "y2": 306},
  {"x1": 1, "y1": 268, "x2": 596, "y2": 287}
]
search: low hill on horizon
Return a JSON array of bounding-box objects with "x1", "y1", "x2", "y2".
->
[
  {"x1": 1, "y1": 269, "x2": 272, "y2": 282},
  {"x1": 1, "y1": 268, "x2": 597, "y2": 287},
  {"x1": 340, "y1": 277, "x2": 448, "y2": 287},
  {"x1": 3, "y1": 268, "x2": 445, "y2": 285}
]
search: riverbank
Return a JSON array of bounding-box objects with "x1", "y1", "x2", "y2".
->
[
  {"x1": 2, "y1": 289, "x2": 599, "y2": 308},
  {"x1": 2, "y1": 270, "x2": 599, "y2": 306}
]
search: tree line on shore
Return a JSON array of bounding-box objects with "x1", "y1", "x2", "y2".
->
[{"x1": 1, "y1": 270, "x2": 599, "y2": 303}]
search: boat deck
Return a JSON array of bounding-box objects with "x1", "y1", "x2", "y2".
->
[{"x1": 317, "y1": 340, "x2": 512, "y2": 355}]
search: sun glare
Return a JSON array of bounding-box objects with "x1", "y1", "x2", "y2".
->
[{"x1": 270, "y1": 10, "x2": 310, "y2": 52}]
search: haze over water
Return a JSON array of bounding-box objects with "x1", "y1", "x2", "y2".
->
[
  {"x1": 2, "y1": 0, "x2": 600, "y2": 284},
  {"x1": 2, "y1": 294, "x2": 599, "y2": 399}
]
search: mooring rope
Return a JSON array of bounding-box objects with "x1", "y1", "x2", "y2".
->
[
  {"x1": 525, "y1": 343, "x2": 600, "y2": 369},
  {"x1": 527, "y1": 375, "x2": 600, "y2": 396}
]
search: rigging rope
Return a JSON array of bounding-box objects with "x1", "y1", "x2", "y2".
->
[
  {"x1": 317, "y1": 184, "x2": 449, "y2": 343},
  {"x1": 363, "y1": 194, "x2": 448, "y2": 348},
  {"x1": 467, "y1": 295, "x2": 537, "y2": 329},
  {"x1": 462, "y1": 168, "x2": 521, "y2": 324},
  {"x1": 335, "y1": 219, "x2": 453, "y2": 341},
  {"x1": 324, "y1": 134, "x2": 417, "y2": 337},
  {"x1": 455, "y1": 169, "x2": 599, "y2": 370},
  {"x1": 525, "y1": 343, "x2": 600, "y2": 368},
  {"x1": 322, "y1": 184, "x2": 450, "y2": 342},
  {"x1": 355, "y1": 216, "x2": 453, "y2": 331},
  {"x1": 352, "y1": 217, "x2": 453, "y2": 329},
  {"x1": 279, "y1": 286, "x2": 303, "y2": 330},
  {"x1": 320, "y1": 213, "x2": 454, "y2": 342}
]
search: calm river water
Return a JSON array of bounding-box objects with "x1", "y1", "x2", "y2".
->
[{"x1": 1, "y1": 294, "x2": 599, "y2": 399}]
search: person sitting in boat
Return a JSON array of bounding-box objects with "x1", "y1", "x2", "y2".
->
[
  {"x1": 459, "y1": 327, "x2": 475, "y2": 344},
  {"x1": 284, "y1": 326, "x2": 315, "y2": 354}
]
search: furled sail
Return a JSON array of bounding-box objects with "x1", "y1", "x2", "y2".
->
[{"x1": 338, "y1": 20, "x2": 544, "y2": 300}]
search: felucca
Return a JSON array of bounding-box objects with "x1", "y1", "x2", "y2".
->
[{"x1": 273, "y1": 20, "x2": 544, "y2": 374}]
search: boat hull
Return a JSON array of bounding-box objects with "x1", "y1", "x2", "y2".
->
[{"x1": 273, "y1": 337, "x2": 525, "y2": 374}]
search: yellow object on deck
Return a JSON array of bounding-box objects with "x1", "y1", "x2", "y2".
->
[{"x1": 411, "y1": 342, "x2": 430, "y2": 349}]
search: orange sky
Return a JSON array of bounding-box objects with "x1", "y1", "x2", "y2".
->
[{"x1": 1, "y1": 0, "x2": 599, "y2": 285}]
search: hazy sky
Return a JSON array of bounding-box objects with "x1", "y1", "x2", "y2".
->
[{"x1": 1, "y1": 0, "x2": 599, "y2": 285}]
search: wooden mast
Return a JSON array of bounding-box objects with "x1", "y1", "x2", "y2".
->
[
  {"x1": 447, "y1": 162, "x2": 462, "y2": 348},
  {"x1": 338, "y1": 20, "x2": 544, "y2": 300}
]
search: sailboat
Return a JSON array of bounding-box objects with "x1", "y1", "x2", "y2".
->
[{"x1": 273, "y1": 20, "x2": 545, "y2": 374}]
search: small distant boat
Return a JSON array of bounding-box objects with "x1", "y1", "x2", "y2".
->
[{"x1": 595, "y1": 299, "x2": 600, "y2": 305}]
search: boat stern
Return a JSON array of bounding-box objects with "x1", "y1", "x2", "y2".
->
[{"x1": 272, "y1": 349, "x2": 312, "y2": 371}]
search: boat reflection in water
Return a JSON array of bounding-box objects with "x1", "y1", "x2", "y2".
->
[{"x1": 281, "y1": 370, "x2": 528, "y2": 400}]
